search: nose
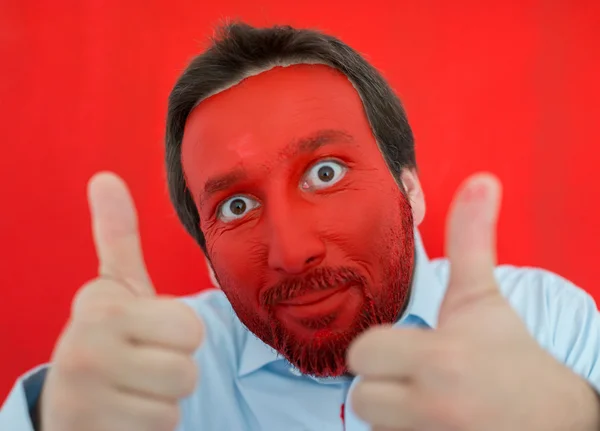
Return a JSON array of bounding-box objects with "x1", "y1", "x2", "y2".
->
[{"x1": 267, "y1": 209, "x2": 326, "y2": 275}]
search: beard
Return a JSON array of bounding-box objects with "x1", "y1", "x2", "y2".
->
[{"x1": 218, "y1": 197, "x2": 415, "y2": 378}]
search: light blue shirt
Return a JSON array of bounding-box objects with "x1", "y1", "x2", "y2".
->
[{"x1": 2, "y1": 233, "x2": 599, "y2": 430}]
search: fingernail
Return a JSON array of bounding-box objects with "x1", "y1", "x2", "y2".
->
[{"x1": 463, "y1": 182, "x2": 489, "y2": 202}]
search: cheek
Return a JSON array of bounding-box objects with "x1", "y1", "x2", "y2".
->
[
  {"x1": 319, "y1": 184, "x2": 411, "y2": 265},
  {"x1": 328, "y1": 184, "x2": 407, "y2": 237},
  {"x1": 205, "y1": 226, "x2": 268, "y2": 298}
]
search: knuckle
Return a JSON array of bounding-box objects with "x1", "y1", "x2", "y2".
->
[
  {"x1": 86, "y1": 302, "x2": 127, "y2": 325},
  {"x1": 441, "y1": 345, "x2": 469, "y2": 380},
  {"x1": 171, "y1": 356, "x2": 199, "y2": 397},
  {"x1": 150, "y1": 404, "x2": 180, "y2": 431},
  {"x1": 58, "y1": 343, "x2": 101, "y2": 376},
  {"x1": 429, "y1": 397, "x2": 471, "y2": 431},
  {"x1": 187, "y1": 315, "x2": 205, "y2": 349},
  {"x1": 169, "y1": 302, "x2": 205, "y2": 350},
  {"x1": 72, "y1": 279, "x2": 132, "y2": 317},
  {"x1": 423, "y1": 339, "x2": 469, "y2": 381},
  {"x1": 348, "y1": 326, "x2": 389, "y2": 371},
  {"x1": 75, "y1": 299, "x2": 129, "y2": 329},
  {"x1": 71, "y1": 280, "x2": 101, "y2": 310},
  {"x1": 349, "y1": 381, "x2": 372, "y2": 419}
]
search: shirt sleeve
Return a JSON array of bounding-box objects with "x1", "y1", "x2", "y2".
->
[
  {"x1": 0, "y1": 365, "x2": 48, "y2": 431},
  {"x1": 545, "y1": 273, "x2": 600, "y2": 392}
]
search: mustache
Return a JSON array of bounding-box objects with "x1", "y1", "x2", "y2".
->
[{"x1": 260, "y1": 266, "x2": 367, "y2": 307}]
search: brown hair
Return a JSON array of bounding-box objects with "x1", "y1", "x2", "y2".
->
[{"x1": 165, "y1": 22, "x2": 416, "y2": 252}]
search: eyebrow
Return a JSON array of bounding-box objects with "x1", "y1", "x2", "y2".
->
[
  {"x1": 200, "y1": 129, "x2": 353, "y2": 203},
  {"x1": 291, "y1": 129, "x2": 354, "y2": 155},
  {"x1": 201, "y1": 169, "x2": 248, "y2": 203}
]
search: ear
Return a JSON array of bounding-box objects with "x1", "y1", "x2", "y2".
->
[
  {"x1": 400, "y1": 169, "x2": 426, "y2": 226},
  {"x1": 205, "y1": 256, "x2": 221, "y2": 288}
]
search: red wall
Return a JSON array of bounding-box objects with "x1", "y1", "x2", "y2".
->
[{"x1": 1, "y1": 0, "x2": 599, "y2": 402}]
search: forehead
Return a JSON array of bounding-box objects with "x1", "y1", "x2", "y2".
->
[{"x1": 181, "y1": 64, "x2": 376, "y2": 184}]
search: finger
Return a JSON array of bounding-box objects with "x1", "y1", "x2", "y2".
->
[
  {"x1": 91, "y1": 386, "x2": 180, "y2": 431},
  {"x1": 88, "y1": 172, "x2": 154, "y2": 296},
  {"x1": 444, "y1": 173, "x2": 502, "y2": 307},
  {"x1": 71, "y1": 278, "x2": 135, "y2": 316},
  {"x1": 109, "y1": 346, "x2": 199, "y2": 400},
  {"x1": 350, "y1": 379, "x2": 414, "y2": 429},
  {"x1": 347, "y1": 326, "x2": 435, "y2": 378},
  {"x1": 121, "y1": 299, "x2": 205, "y2": 353}
]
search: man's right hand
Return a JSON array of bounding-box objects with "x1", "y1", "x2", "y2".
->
[{"x1": 40, "y1": 172, "x2": 205, "y2": 431}]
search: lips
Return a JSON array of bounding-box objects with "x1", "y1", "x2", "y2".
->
[
  {"x1": 276, "y1": 283, "x2": 358, "y2": 324},
  {"x1": 278, "y1": 285, "x2": 349, "y2": 307}
]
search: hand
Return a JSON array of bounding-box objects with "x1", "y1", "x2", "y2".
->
[
  {"x1": 348, "y1": 173, "x2": 599, "y2": 431},
  {"x1": 40, "y1": 172, "x2": 205, "y2": 431}
]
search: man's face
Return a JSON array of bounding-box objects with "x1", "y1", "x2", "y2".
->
[{"x1": 181, "y1": 64, "x2": 415, "y2": 377}]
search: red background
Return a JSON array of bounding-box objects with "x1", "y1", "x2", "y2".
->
[{"x1": 1, "y1": 0, "x2": 599, "y2": 403}]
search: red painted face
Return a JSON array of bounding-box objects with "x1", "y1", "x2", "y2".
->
[{"x1": 181, "y1": 64, "x2": 415, "y2": 377}]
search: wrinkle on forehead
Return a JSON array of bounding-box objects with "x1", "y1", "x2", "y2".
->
[
  {"x1": 183, "y1": 59, "x2": 405, "y2": 192},
  {"x1": 189, "y1": 59, "x2": 392, "y2": 171}
]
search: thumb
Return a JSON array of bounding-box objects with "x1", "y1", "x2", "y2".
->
[
  {"x1": 87, "y1": 172, "x2": 155, "y2": 296},
  {"x1": 443, "y1": 173, "x2": 502, "y2": 311}
]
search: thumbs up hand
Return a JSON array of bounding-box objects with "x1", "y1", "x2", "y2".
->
[
  {"x1": 41, "y1": 173, "x2": 204, "y2": 431},
  {"x1": 347, "y1": 174, "x2": 599, "y2": 431}
]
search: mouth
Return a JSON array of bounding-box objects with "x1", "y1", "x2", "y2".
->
[
  {"x1": 276, "y1": 284, "x2": 357, "y2": 324},
  {"x1": 278, "y1": 285, "x2": 349, "y2": 307}
]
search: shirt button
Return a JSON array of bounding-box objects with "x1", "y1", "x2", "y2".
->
[{"x1": 289, "y1": 367, "x2": 302, "y2": 376}]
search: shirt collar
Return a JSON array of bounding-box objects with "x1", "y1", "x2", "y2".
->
[
  {"x1": 238, "y1": 330, "x2": 282, "y2": 377},
  {"x1": 397, "y1": 229, "x2": 446, "y2": 329},
  {"x1": 237, "y1": 229, "x2": 447, "y2": 378}
]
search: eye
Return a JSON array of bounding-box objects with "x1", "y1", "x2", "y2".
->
[
  {"x1": 300, "y1": 160, "x2": 347, "y2": 191},
  {"x1": 217, "y1": 196, "x2": 260, "y2": 222}
]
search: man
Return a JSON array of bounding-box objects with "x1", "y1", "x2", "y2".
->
[{"x1": 1, "y1": 22, "x2": 599, "y2": 431}]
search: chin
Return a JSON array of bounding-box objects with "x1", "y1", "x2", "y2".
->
[{"x1": 277, "y1": 319, "x2": 371, "y2": 378}]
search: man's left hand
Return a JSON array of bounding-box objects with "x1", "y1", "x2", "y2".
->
[{"x1": 347, "y1": 173, "x2": 600, "y2": 431}]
